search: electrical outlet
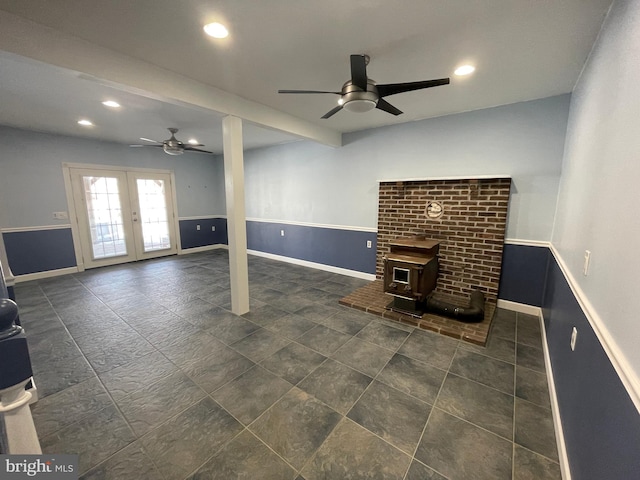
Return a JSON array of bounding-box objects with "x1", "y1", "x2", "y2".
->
[
  {"x1": 570, "y1": 327, "x2": 578, "y2": 351},
  {"x1": 583, "y1": 250, "x2": 591, "y2": 276},
  {"x1": 196, "y1": 224, "x2": 201, "y2": 231},
  {"x1": 211, "y1": 226, "x2": 216, "y2": 231},
  {"x1": 366, "y1": 240, "x2": 372, "y2": 248},
  {"x1": 280, "y1": 230, "x2": 285, "y2": 237}
]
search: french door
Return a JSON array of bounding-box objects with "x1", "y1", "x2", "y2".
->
[{"x1": 69, "y1": 167, "x2": 178, "y2": 269}]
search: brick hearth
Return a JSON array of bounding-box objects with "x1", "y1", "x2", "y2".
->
[{"x1": 339, "y1": 279, "x2": 494, "y2": 346}]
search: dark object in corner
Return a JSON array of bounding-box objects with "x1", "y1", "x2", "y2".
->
[{"x1": 425, "y1": 290, "x2": 485, "y2": 322}]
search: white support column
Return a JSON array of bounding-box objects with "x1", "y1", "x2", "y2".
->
[
  {"x1": 0, "y1": 234, "x2": 14, "y2": 289},
  {"x1": 223, "y1": 116, "x2": 250, "y2": 315},
  {"x1": 0, "y1": 379, "x2": 41, "y2": 454}
]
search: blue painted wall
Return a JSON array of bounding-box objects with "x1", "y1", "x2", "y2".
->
[
  {"x1": 499, "y1": 242, "x2": 640, "y2": 478},
  {"x1": 246, "y1": 221, "x2": 377, "y2": 274},
  {"x1": 543, "y1": 255, "x2": 640, "y2": 479},
  {"x1": 2, "y1": 229, "x2": 76, "y2": 275},
  {"x1": 3, "y1": 220, "x2": 376, "y2": 275},
  {"x1": 179, "y1": 218, "x2": 228, "y2": 250},
  {"x1": 498, "y1": 244, "x2": 550, "y2": 306}
]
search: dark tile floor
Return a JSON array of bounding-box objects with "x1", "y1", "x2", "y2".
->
[{"x1": 16, "y1": 250, "x2": 562, "y2": 479}]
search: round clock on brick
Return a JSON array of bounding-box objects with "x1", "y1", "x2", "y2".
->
[{"x1": 426, "y1": 201, "x2": 443, "y2": 218}]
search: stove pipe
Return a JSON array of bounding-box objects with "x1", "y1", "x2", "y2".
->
[{"x1": 425, "y1": 290, "x2": 485, "y2": 322}]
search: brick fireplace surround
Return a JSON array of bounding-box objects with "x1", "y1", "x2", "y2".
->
[{"x1": 340, "y1": 177, "x2": 511, "y2": 345}]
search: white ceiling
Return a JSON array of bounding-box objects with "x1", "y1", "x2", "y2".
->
[
  {"x1": 0, "y1": 51, "x2": 300, "y2": 153},
  {"x1": 0, "y1": 0, "x2": 612, "y2": 154}
]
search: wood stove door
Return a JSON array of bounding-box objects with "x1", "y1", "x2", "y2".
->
[{"x1": 385, "y1": 260, "x2": 419, "y2": 300}]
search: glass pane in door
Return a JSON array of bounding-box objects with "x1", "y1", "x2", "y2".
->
[
  {"x1": 136, "y1": 178, "x2": 171, "y2": 252},
  {"x1": 82, "y1": 176, "x2": 127, "y2": 259}
]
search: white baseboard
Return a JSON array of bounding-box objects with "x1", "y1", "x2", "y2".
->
[
  {"x1": 27, "y1": 377, "x2": 39, "y2": 405},
  {"x1": 538, "y1": 309, "x2": 572, "y2": 480},
  {"x1": 181, "y1": 245, "x2": 375, "y2": 280},
  {"x1": 247, "y1": 249, "x2": 376, "y2": 281},
  {"x1": 503, "y1": 238, "x2": 551, "y2": 248},
  {"x1": 179, "y1": 244, "x2": 226, "y2": 255},
  {"x1": 14, "y1": 267, "x2": 79, "y2": 283},
  {"x1": 496, "y1": 298, "x2": 571, "y2": 478},
  {"x1": 496, "y1": 299, "x2": 541, "y2": 317},
  {"x1": 11, "y1": 246, "x2": 373, "y2": 283}
]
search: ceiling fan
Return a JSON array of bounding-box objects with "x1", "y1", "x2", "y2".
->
[
  {"x1": 278, "y1": 54, "x2": 450, "y2": 119},
  {"x1": 129, "y1": 128, "x2": 212, "y2": 155}
]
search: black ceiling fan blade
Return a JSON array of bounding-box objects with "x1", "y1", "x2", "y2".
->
[
  {"x1": 350, "y1": 55, "x2": 368, "y2": 91},
  {"x1": 376, "y1": 98, "x2": 403, "y2": 116},
  {"x1": 321, "y1": 105, "x2": 344, "y2": 119},
  {"x1": 377, "y1": 78, "x2": 450, "y2": 97},
  {"x1": 278, "y1": 89, "x2": 341, "y2": 94},
  {"x1": 185, "y1": 146, "x2": 213, "y2": 154}
]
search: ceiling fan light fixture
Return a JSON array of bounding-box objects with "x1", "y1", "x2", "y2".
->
[
  {"x1": 278, "y1": 54, "x2": 449, "y2": 119},
  {"x1": 163, "y1": 144, "x2": 184, "y2": 155},
  {"x1": 454, "y1": 65, "x2": 475, "y2": 76},
  {"x1": 341, "y1": 87, "x2": 379, "y2": 113},
  {"x1": 343, "y1": 98, "x2": 377, "y2": 113},
  {"x1": 204, "y1": 22, "x2": 229, "y2": 38},
  {"x1": 131, "y1": 128, "x2": 211, "y2": 155}
]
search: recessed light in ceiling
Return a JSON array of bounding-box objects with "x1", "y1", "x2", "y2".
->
[
  {"x1": 102, "y1": 100, "x2": 121, "y2": 108},
  {"x1": 454, "y1": 65, "x2": 475, "y2": 76},
  {"x1": 204, "y1": 22, "x2": 229, "y2": 38},
  {"x1": 77, "y1": 119, "x2": 93, "y2": 126},
  {"x1": 188, "y1": 138, "x2": 199, "y2": 145}
]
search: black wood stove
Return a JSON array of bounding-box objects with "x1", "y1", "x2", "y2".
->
[{"x1": 383, "y1": 235, "x2": 440, "y2": 317}]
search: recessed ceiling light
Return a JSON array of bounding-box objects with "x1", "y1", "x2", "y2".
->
[
  {"x1": 77, "y1": 119, "x2": 93, "y2": 126},
  {"x1": 188, "y1": 138, "x2": 199, "y2": 145},
  {"x1": 454, "y1": 65, "x2": 475, "y2": 76},
  {"x1": 204, "y1": 22, "x2": 229, "y2": 38},
  {"x1": 102, "y1": 100, "x2": 121, "y2": 108}
]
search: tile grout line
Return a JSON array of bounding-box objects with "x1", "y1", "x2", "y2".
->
[
  {"x1": 45, "y1": 273, "x2": 251, "y2": 479},
  {"x1": 398, "y1": 329, "x2": 439, "y2": 480},
  {"x1": 263, "y1": 319, "x2": 413, "y2": 478},
  {"x1": 512, "y1": 314, "x2": 520, "y2": 480},
  {"x1": 183, "y1": 395, "x2": 300, "y2": 479},
  {"x1": 403, "y1": 338, "x2": 461, "y2": 480},
  {"x1": 239, "y1": 323, "x2": 353, "y2": 479},
  {"x1": 36, "y1": 278, "x2": 171, "y2": 479},
  {"x1": 82, "y1": 282, "x2": 208, "y2": 480},
  {"x1": 23, "y1": 254, "x2": 559, "y2": 479}
]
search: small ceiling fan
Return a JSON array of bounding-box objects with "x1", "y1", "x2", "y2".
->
[
  {"x1": 278, "y1": 54, "x2": 450, "y2": 119},
  {"x1": 129, "y1": 128, "x2": 212, "y2": 155}
]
